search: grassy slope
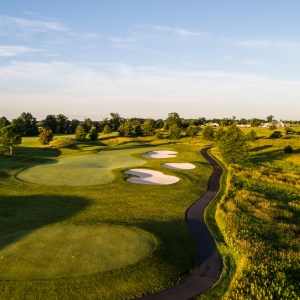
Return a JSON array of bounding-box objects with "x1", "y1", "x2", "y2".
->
[
  {"x1": 200, "y1": 126, "x2": 300, "y2": 299},
  {"x1": 0, "y1": 135, "x2": 212, "y2": 300}
]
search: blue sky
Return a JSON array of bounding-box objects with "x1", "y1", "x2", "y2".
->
[{"x1": 0, "y1": 1, "x2": 299, "y2": 120}]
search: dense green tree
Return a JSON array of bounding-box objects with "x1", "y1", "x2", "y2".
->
[
  {"x1": 284, "y1": 145, "x2": 293, "y2": 153},
  {"x1": 13, "y1": 112, "x2": 38, "y2": 136},
  {"x1": 0, "y1": 125, "x2": 22, "y2": 154},
  {"x1": 164, "y1": 112, "x2": 182, "y2": 130},
  {"x1": 141, "y1": 119, "x2": 155, "y2": 136},
  {"x1": 186, "y1": 125, "x2": 197, "y2": 137},
  {"x1": 202, "y1": 126, "x2": 215, "y2": 140},
  {"x1": 43, "y1": 115, "x2": 57, "y2": 133},
  {"x1": 0, "y1": 116, "x2": 10, "y2": 129},
  {"x1": 39, "y1": 127, "x2": 53, "y2": 145},
  {"x1": 218, "y1": 124, "x2": 249, "y2": 164},
  {"x1": 68, "y1": 119, "x2": 80, "y2": 133},
  {"x1": 88, "y1": 126, "x2": 99, "y2": 141},
  {"x1": 266, "y1": 115, "x2": 274, "y2": 122},
  {"x1": 81, "y1": 118, "x2": 94, "y2": 133},
  {"x1": 133, "y1": 123, "x2": 142, "y2": 137},
  {"x1": 56, "y1": 114, "x2": 69, "y2": 134},
  {"x1": 154, "y1": 119, "x2": 164, "y2": 129},
  {"x1": 247, "y1": 130, "x2": 257, "y2": 141},
  {"x1": 109, "y1": 113, "x2": 123, "y2": 131},
  {"x1": 215, "y1": 126, "x2": 226, "y2": 142},
  {"x1": 75, "y1": 125, "x2": 86, "y2": 141},
  {"x1": 168, "y1": 124, "x2": 181, "y2": 139},
  {"x1": 102, "y1": 125, "x2": 111, "y2": 134}
]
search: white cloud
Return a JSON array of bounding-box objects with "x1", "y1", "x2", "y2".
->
[
  {"x1": 0, "y1": 61, "x2": 299, "y2": 120},
  {"x1": 0, "y1": 15, "x2": 68, "y2": 32},
  {"x1": 237, "y1": 39, "x2": 300, "y2": 50},
  {"x1": 140, "y1": 24, "x2": 199, "y2": 38},
  {"x1": 241, "y1": 59, "x2": 263, "y2": 66},
  {"x1": 0, "y1": 45, "x2": 41, "y2": 57}
]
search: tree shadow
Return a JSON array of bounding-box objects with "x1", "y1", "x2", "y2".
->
[
  {"x1": 15, "y1": 146, "x2": 61, "y2": 158},
  {"x1": 0, "y1": 194, "x2": 90, "y2": 251}
]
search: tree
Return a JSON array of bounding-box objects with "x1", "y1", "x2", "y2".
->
[
  {"x1": 215, "y1": 126, "x2": 225, "y2": 142},
  {"x1": 13, "y1": 112, "x2": 38, "y2": 136},
  {"x1": 119, "y1": 120, "x2": 134, "y2": 137},
  {"x1": 154, "y1": 119, "x2": 164, "y2": 129},
  {"x1": 168, "y1": 124, "x2": 181, "y2": 139},
  {"x1": 0, "y1": 125, "x2": 22, "y2": 154},
  {"x1": 218, "y1": 124, "x2": 249, "y2": 164},
  {"x1": 39, "y1": 127, "x2": 53, "y2": 145},
  {"x1": 266, "y1": 115, "x2": 274, "y2": 122},
  {"x1": 0, "y1": 116, "x2": 10, "y2": 129},
  {"x1": 109, "y1": 113, "x2": 123, "y2": 131},
  {"x1": 75, "y1": 125, "x2": 86, "y2": 141},
  {"x1": 186, "y1": 125, "x2": 197, "y2": 137},
  {"x1": 284, "y1": 145, "x2": 293, "y2": 153},
  {"x1": 82, "y1": 118, "x2": 94, "y2": 133},
  {"x1": 202, "y1": 126, "x2": 215, "y2": 140},
  {"x1": 88, "y1": 126, "x2": 99, "y2": 141},
  {"x1": 164, "y1": 112, "x2": 182, "y2": 130},
  {"x1": 56, "y1": 114, "x2": 69, "y2": 134},
  {"x1": 141, "y1": 119, "x2": 155, "y2": 136},
  {"x1": 43, "y1": 115, "x2": 57, "y2": 133},
  {"x1": 68, "y1": 119, "x2": 80, "y2": 133},
  {"x1": 247, "y1": 130, "x2": 257, "y2": 141},
  {"x1": 102, "y1": 125, "x2": 111, "y2": 134}
]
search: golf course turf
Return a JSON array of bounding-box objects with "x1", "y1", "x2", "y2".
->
[{"x1": 0, "y1": 136, "x2": 212, "y2": 299}]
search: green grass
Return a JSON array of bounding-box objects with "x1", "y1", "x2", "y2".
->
[
  {"x1": 199, "y1": 126, "x2": 300, "y2": 300},
  {"x1": 0, "y1": 225, "x2": 155, "y2": 280},
  {"x1": 0, "y1": 135, "x2": 212, "y2": 299}
]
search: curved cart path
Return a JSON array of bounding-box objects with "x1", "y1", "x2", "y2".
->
[{"x1": 139, "y1": 147, "x2": 223, "y2": 300}]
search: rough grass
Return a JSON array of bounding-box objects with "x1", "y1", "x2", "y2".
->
[
  {"x1": 0, "y1": 135, "x2": 212, "y2": 299},
  {"x1": 199, "y1": 126, "x2": 300, "y2": 300}
]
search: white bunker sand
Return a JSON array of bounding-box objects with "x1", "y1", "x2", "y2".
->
[
  {"x1": 162, "y1": 163, "x2": 196, "y2": 170},
  {"x1": 125, "y1": 169, "x2": 179, "y2": 185},
  {"x1": 141, "y1": 150, "x2": 177, "y2": 159}
]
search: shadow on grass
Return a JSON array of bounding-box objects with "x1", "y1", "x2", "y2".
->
[
  {"x1": 15, "y1": 146, "x2": 61, "y2": 158},
  {"x1": 0, "y1": 194, "x2": 90, "y2": 251}
]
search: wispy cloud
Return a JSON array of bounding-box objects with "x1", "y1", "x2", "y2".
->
[
  {"x1": 241, "y1": 59, "x2": 263, "y2": 66},
  {"x1": 237, "y1": 39, "x2": 300, "y2": 50},
  {"x1": 0, "y1": 15, "x2": 68, "y2": 32},
  {"x1": 0, "y1": 45, "x2": 41, "y2": 57},
  {"x1": 138, "y1": 24, "x2": 199, "y2": 38}
]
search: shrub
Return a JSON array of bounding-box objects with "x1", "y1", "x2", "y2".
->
[
  {"x1": 155, "y1": 131, "x2": 164, "y2": 139},
  {"x1": 269, "y1": 124, "x2": 277, "y2": 130},
  {"x1": 102, "y1": 125, "x2": 111, "y2": 134},
  {"x1": 49, "y1": 138, "x2": 74, "y2": 148},
  {"x1": 75, "y1": 125, "x2": 86, "y2": 140},
  {"x1": 270, "y1": 131, "x2": 282, "y2": 139},
  {"x1": 186, "y1": 125, "x2": 197, "y2": 137},
  {"x1": 202, "y1": 126, "x2": 214, "y2": 140},
  {"x1": 283, "y1": 145, "x2": 293, "y2": 153},
  {"x1": 88, "y1": 126, "x2": 99, "y2": 141},
  {"x1": 247, "y1": 129, "x2": 257, "y2": 141}
]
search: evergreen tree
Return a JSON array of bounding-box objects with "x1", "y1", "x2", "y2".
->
[
  {"x1": 75, "y1": 125, "x2": 86, "y2": 140},
  {"x1": 247, "y1": 130, "x2": 257, "y2": 141},
  {"x1": 88, "y1": 126, "x2": 99, "y2": 141}
]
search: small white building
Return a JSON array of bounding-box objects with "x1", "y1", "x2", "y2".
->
[
  {"x1": 237, "y1": 124, "x2": 251, "y2": 128},
  {"x1": 206, "y1": 123, "x2": 220, "y2": 127},
  {"x1": 260, "y1": 120, "x2": 289, "y2": 128}
]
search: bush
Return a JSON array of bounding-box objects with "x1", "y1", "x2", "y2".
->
[
  {"x1": 247, "y1": 129, "x2": 257, "y2": 141},
  {"x1": 283, "y1": 145, "x2": 293, "y2": 153},
  {"x1": 88, "y1": 126, "x2": 99, "y2": 141},
  {"x1": 102, "y1": 125, "x2": 111, "y2": 134},
  {"x1": 75, "y1": 125, "x2": 86, "y2": 140},
  {"x1": 202, "y1": 126, "x2": 214, "y2": 140},
  {"x1": 186, "y1": 125, "x2": 197, "y2": 137},
  {"x1": 155, "y1": 131, "x2": 164, "y2": 139},
  {"x1": 49, "y1": 138, "x2": 74, "y2": 148},
  {"x1": 269, "y1": 124, "x2": 277, "y2": 130},
  {"x1": 270, "y1": 131, "x2": 282, "y2": 139}
]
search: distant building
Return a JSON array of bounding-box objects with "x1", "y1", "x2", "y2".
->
[
  {"x1": 206, "y1": 123, "x2": 220, "y2": 127},
  {"x1": 260, "y1": 120, "x2": 289, "y2": 128}
]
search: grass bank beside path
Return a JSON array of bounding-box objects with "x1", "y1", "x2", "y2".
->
[
  {"x1": 201, "y1": 126, "x2": 300, "y2": 299},
  {"x1": 0, "y1": 135, "x2": 213, "y2": 300}
]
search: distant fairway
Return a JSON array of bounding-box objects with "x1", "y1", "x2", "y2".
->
[
  {"x1": 16, "y1": 150, "x2": 146, "y2": 186},
  {"x1": 0, "y1": 225, "x2": 156, "y2": 280}
]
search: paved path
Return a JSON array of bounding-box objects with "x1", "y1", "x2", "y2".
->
[{"x1": 139, "y1": 147, "x2": 223, "y2": 300}]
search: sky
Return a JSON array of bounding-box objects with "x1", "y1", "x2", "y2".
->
[{"x1": 0, "y1": 0, "x2": 299, "y2": 121}]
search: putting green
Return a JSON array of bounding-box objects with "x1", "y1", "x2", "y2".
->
[
  {"x1": 0, "y1": 225, "x2": 156, "y2": 280},
  {"x1": 16, "y1": 151, "x2": 146, "y2": 186}
]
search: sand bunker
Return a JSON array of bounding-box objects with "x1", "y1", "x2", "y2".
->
[
  {"x1": 141, "y1": 150, "x2": 178, "y2": 159},
  {"x1": 125, "y1": 169, "x2": 179, "y2": 185},
  {"x1": 162, "y1": 163, "x2": 196, "y2": 170}
]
